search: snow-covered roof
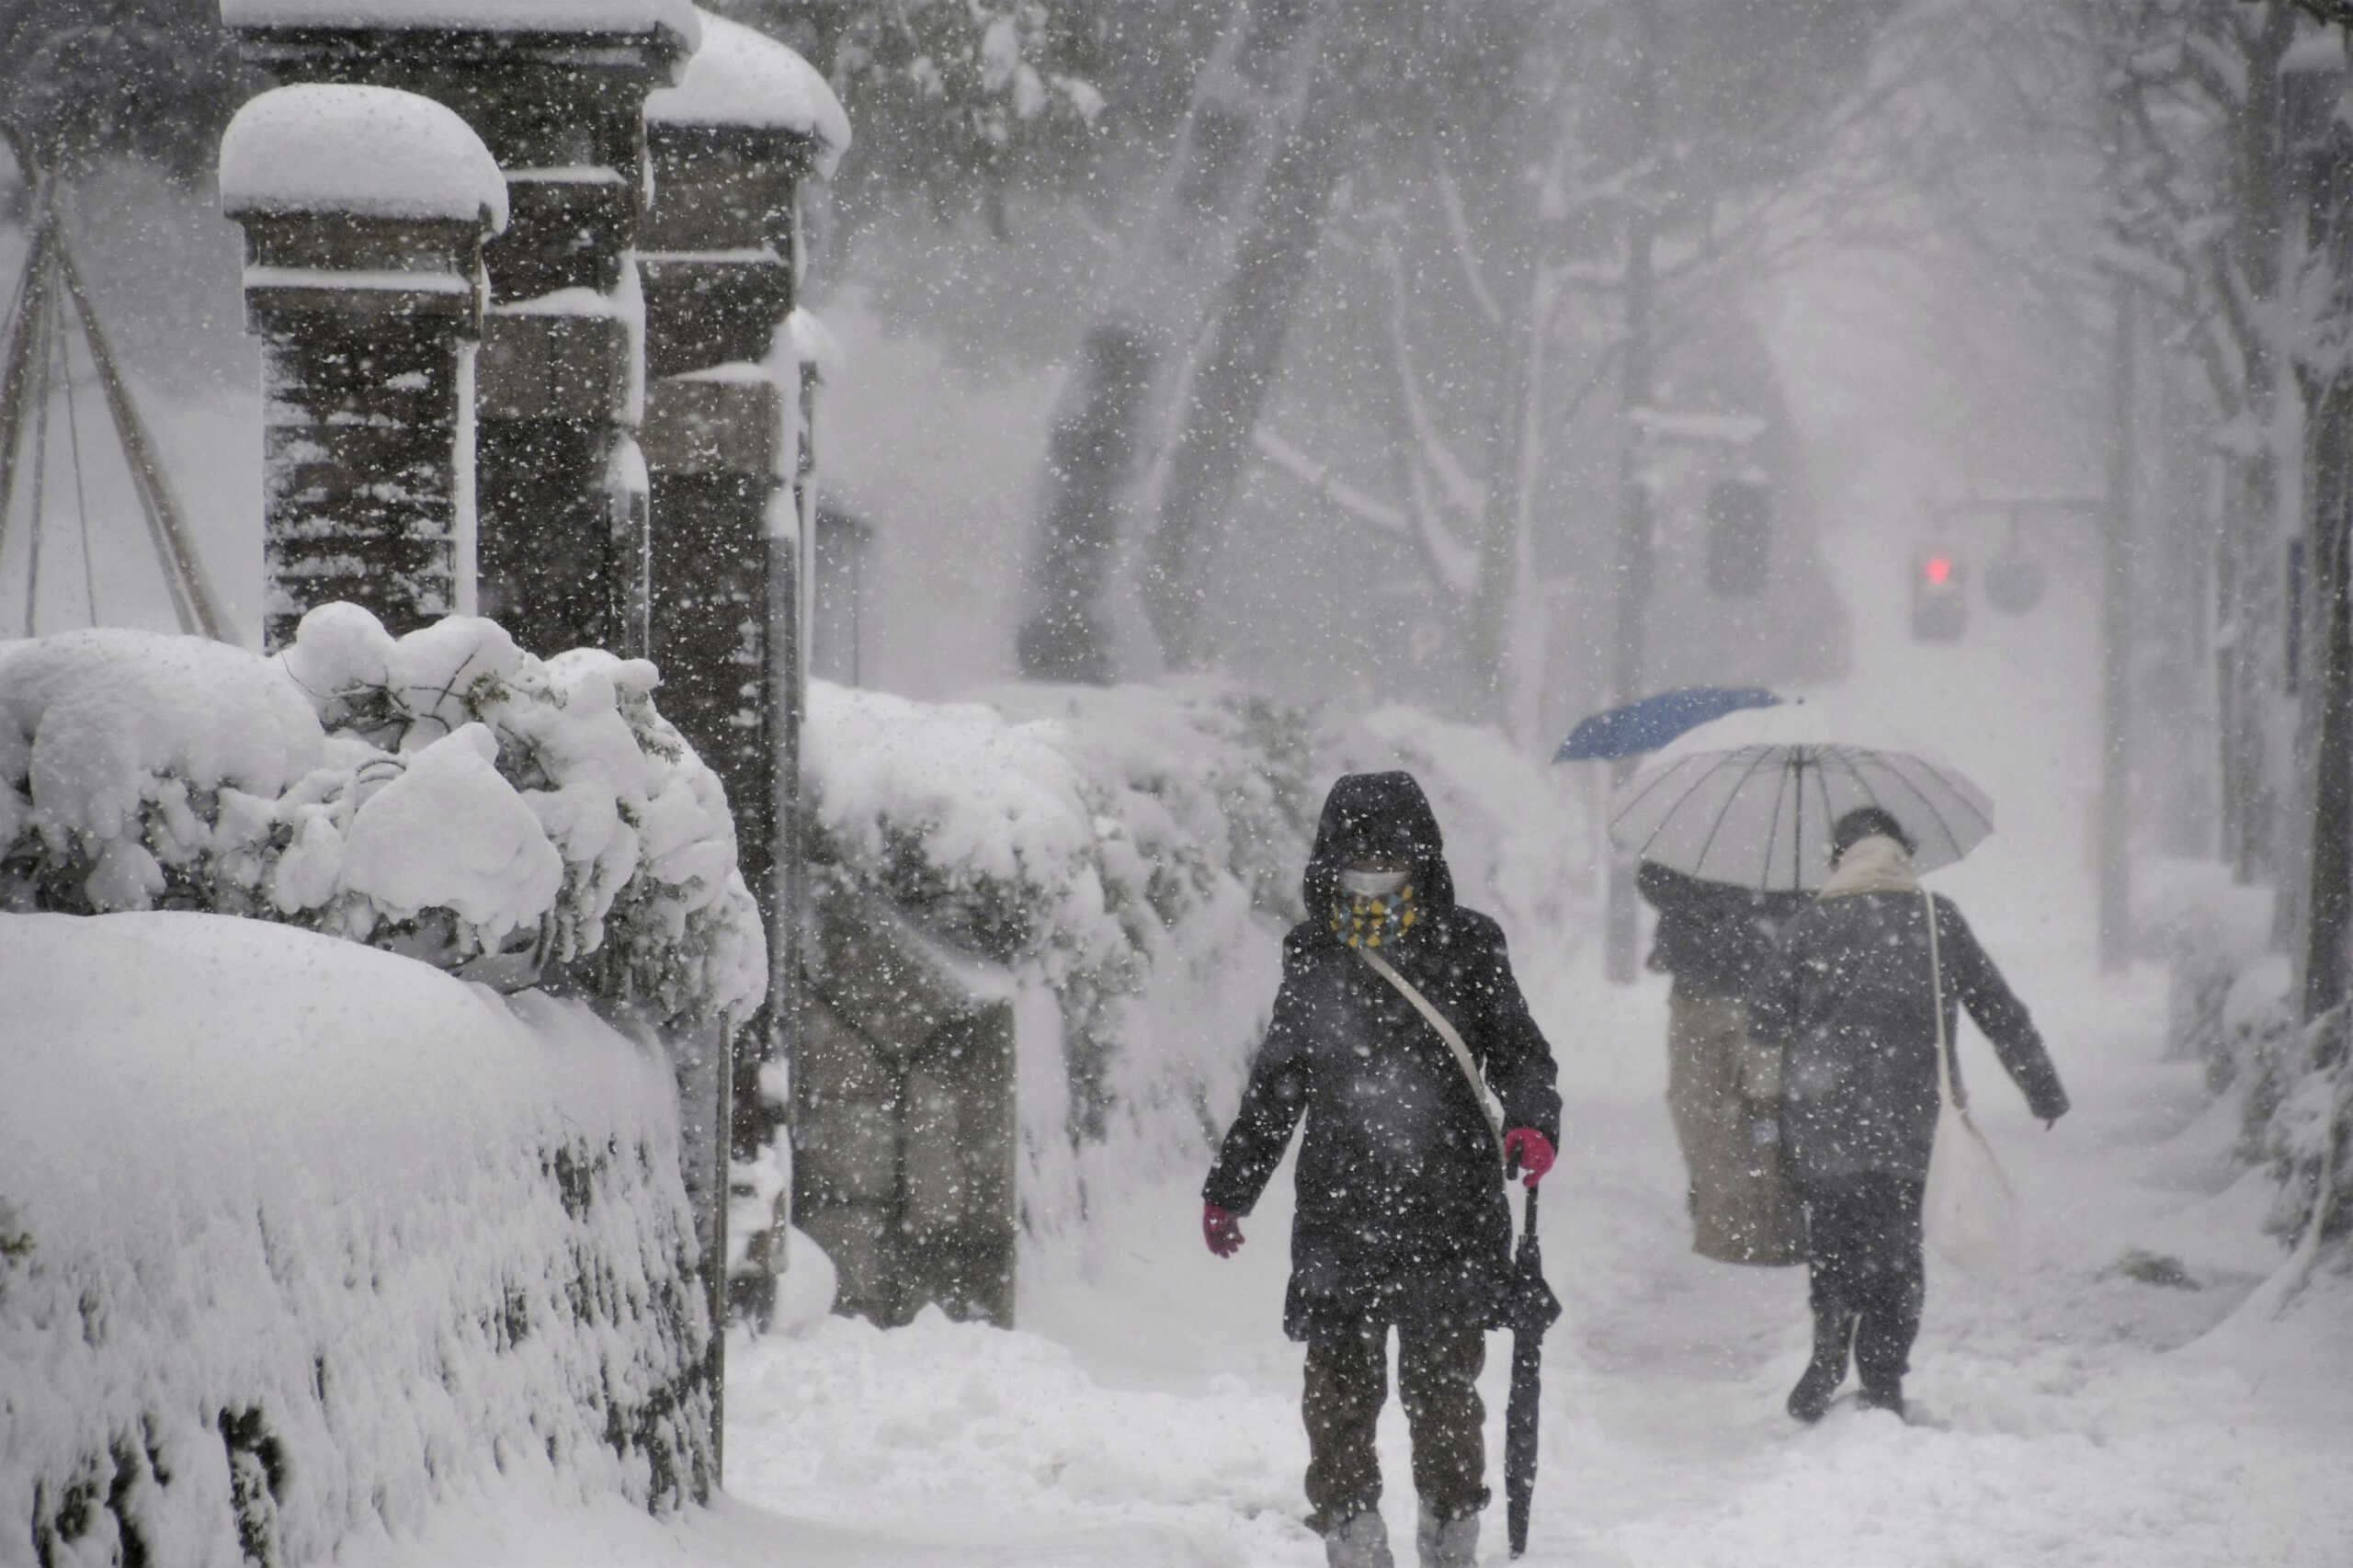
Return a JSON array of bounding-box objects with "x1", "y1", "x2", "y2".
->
[
  {"x1": 220, "y1": 84, "x2": 509, "y2": 233},
  {"x1": 221, "y1": 0, "x2": 700, "y2": 45},
  {"x1": 644, "y1": 11, "x2": 850, "y2": 179}
]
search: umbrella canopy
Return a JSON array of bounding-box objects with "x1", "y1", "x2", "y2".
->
[
  {"x1": 1608, "y1": 701, "x2": 1995, "y2": 892},
  {"x1": 1554, "y1": 686, "x2": 1780, "y2": 762}
]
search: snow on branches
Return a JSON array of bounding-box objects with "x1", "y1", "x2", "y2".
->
[{"x1": 0, "y1": 607, "x2": 765, "y2": 1028}]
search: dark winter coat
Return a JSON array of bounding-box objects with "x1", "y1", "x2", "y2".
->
[
  {"x1": 1637, "y1": 861, "x2": 1810, "y2": 1000},
  {"x1": 1748, "y1": 888, "x2": 2069, "y2": 1186},
  {"x1": 1203, "y1": 772, "x2": 1562, "y2": 1343}
]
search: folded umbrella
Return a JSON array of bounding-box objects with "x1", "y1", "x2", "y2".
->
[
  {"x1": 1554, "y1": 686, "x2": 1780, "y2": 763},
  {"x1": 1608, "y1": 700, "x2": 1994, "y2": 892},
  {"x1": 1505, "y1": 1181, "x2": 1559, "y2": 1559}
]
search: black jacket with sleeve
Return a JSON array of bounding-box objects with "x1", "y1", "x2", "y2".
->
[
  {"x1": 1748, "y1": 889, "x2": 2067, "y2": 1186},
  {"x1": 1637, "y1": 860, "x2": 1811, "y2": 999}
]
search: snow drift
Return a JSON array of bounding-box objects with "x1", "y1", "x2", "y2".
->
[{"x1": 0, "y1": 911, "x2": 712, "y2": 1567}]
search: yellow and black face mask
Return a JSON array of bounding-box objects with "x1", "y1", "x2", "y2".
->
[{"x1": 1330, "y1": 883, "x2": 1419, "y2": 950}]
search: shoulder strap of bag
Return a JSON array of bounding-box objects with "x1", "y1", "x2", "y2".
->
[
  {"x1": 1923, "y1": 887, "x2": 1968, "y2": 1112},
  {"x1": 1354, "y1": 946, "x2": 1508, "y2": 1173}
]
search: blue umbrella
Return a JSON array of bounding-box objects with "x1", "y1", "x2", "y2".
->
[{"x1": 1554, "y1": 687, "x2": 1780, "y2": 763}]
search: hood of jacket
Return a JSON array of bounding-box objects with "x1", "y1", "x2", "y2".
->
[{"x1": 1302, "y1": 771, "x2": 1458, "y2": 921}]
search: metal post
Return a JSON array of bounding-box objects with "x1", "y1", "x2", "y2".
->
[
  {"x1": 1605, "y1": 0, "x2": 1661, "y2": 986},
  {"x1": 2098, "y1": 282, "x2": 2137, "y2": 973}
]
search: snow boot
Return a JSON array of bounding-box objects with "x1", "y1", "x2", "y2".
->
[
  {"x1": 1856, "y1": 1380, "x2": 1905, "y2": 1419},
  {"x1": 1415, "y1": 1504, "x2": 1478, "y2": 1568},
  {"x1": 1324, "y1": 1508, "x2": 1394, "y2": 1568},
  {"x1": 1787, "y1": 1306, "x2": 1855, "y2": 1424}
]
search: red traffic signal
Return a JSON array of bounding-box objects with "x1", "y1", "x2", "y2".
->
[{"x1": 1912, "y1": 546, "x2": 1965, "y2": 642}]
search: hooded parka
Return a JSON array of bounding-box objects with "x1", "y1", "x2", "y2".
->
[{"x1": 1203, "y1": 772, "x2": 1562, "y2": 1343}]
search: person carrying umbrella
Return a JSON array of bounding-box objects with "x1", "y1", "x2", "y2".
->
[
  {"x1": 1748, "y1": 806, "x2": 2070, "y2": 1422},
  {"x1": 1202, "y1": 771, "x2": 1561, "y2": 1568},
  {"x1": 1636, "y1": 861, "x2": 1811, "y2": 1264}
]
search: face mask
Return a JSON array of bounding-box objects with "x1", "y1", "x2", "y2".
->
[{"x1": 1338, "y1": 868, "x2": 1410, "y2": 899}]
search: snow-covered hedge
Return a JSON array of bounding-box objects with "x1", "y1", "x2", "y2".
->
[
  {"x1": 801, "y1": 678, "x2": 1590, "y2": 1237},
  {"x1": 0, "y1": 912, "x2": 712, "y2": 1566},
  {"x1": 0, "y1": 609, "x2": 764, "y2": 1028},
  {"x1": 2145, "y1": 859, "x2": 2353, "y2": 1271}
]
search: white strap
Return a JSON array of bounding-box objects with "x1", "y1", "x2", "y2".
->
[
  {"x1": 1923, "y1": 888, "x2": 1967, "y2": 1112},
  {"x1": 1355, "y1": 946, "x2": 1508, "y2": 1174}
]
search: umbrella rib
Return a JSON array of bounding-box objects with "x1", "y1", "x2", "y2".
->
[
  {"x1": 1623, "y1": 754, "x2": 1737, "y2": 862},
  {"x1": 1863, "y1": 749, "x2": 1965, "y2": 859},
  {"x1": 1788, "y1": 753, "x2": 1807, "y2": 890},
  {"x1": 1686, "y1": 745, "x2": 1779, "y2": 880},
  {"x1": 1610, "y1": 751, "x2": 1702, "y2": 835},
  {"x1": 1756, "y1": 748, "x2": 1794, "y2": 889},
  {"x1": 1890, "y1": 750, "x2": 1990, "y2": 838},
  {"x1": 1819, "y1": 745, "x2": 1886, "y2": 820}
]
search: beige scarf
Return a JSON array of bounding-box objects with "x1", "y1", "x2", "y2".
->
[{"x1": 1817, "y1": 834, "x2": 1919, "y2": 898}]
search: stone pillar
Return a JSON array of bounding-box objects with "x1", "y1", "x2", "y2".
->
[
  {"x1": 635, "y1": 10, "x2": 849, "y2": 1257},
  {"x1": 226, "y1": 0, "x2": 699, "y2": 657},
  {"x1": 218, "y1": 83, "x2": 504, "y2": 650}
]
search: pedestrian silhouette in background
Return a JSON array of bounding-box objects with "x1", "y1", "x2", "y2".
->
[
  {"x1": 1203, "y1": 772, "x2": 1561, "y2": 1568},
  {"x1": 1637, "y1": 861, "x2": 1810, "y2": 1265},
  {"x1": 1748, "y1": 806, "x2": 2069, "y2": 1422}
]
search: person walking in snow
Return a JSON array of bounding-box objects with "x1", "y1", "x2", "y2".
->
[
  {"x1": 1748, "y1": 805, "x2": 2069, "y2": 1423},
  {"x1": 1202, "y1": 771, "x2": 1562, "y2": 1568},
  {"x1": 1637, "y1": 861, "x2": 1811, "y2": 1265}
]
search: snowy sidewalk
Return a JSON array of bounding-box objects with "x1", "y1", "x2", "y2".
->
[
  {"x1": 358, "y1": 945, "x2": 2353, "y2": 1567},
  {"x1": 699, "y1": 949, "x2": 2352, "y2": 1568}
]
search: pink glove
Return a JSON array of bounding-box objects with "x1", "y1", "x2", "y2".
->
[
  {"x1": 1203, "y1": 1203, "x2": 1245, "y2": 1257},
  {"x1": 1503, "y1": 1128, "x2": 1555, "y2": 1188}
]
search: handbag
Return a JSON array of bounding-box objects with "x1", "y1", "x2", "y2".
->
[{"x1": 1920, "y1": 889, "x2": 2021, "y2": 1275}]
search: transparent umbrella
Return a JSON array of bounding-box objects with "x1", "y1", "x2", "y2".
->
[{"x1": 1607, "y1": 700, "x2": 1995, "y2": 892}]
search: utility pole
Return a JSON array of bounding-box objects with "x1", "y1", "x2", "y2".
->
[
  {"x1": 2098, "y1": 278, "x2": 2137, "y2": 974},
  {"x1": 1605, "y1": 0, "x2": 1660, "y2": 985}
]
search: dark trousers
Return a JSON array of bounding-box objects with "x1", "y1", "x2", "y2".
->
[
  {"x1": 1799, "y1": 1176, "x2": 1925, "y2": 1394},
  {"x1": 1302, "y1": 1329, "x2": 1488, "y2": 1533}
]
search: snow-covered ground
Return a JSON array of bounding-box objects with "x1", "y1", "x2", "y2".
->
[
  {"x1": 355, "y1": 903, "x2": 2351, "y2": 1568},
  {"x1": 324, "y1": 467, "x2": 2353, "y2": 1567}
]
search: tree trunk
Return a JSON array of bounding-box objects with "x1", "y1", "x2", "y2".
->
[
  {"x1": 2227, "y1": 8, "x2": 2297, "y2": 897},
  {"x1": 1017, "y1": 321, "x2": 1161, "y2": 683},
  {"x1": 2302, "y1": 368, "x2": 2353, "y2": 1018},
  {"x1": 1142, "y1": 38, "x2": 1353, "y2": 670},
  {"x1": 2297, "y1": 54, "x2": 2353, "y2": 1019}
]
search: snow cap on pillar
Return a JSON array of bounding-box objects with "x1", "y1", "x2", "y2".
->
[
  {"x1": 644, "y1": 10, "x2": 851, "y2": 179},
  {"x1": 219, "y1": 83, "x2": 508, "y2": 233}
]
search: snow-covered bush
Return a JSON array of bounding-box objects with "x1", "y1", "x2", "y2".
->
[
  {"x1": 2140, "y1": 855, "x2": 2278, "y2": 1092},
  {"x1": 2147, "y1": 860, "x2": 2353, "y2": 1273},
  {"x1": 801, "y1": 677, "x2": 1591, "y2": 1238},
  {"x1": 0, "y1": 912, "x2": 712, "y2": 1565},
  {"x1": 2242, "y1": 999, "x2": 2353, "y2": 1256},
  {"x1": 0, "y1": 609, "x2": 764, "y2": 1028}
]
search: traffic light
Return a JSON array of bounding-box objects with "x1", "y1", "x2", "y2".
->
[
  {"x1": 1984, "y1": 549, "x2": 2045, "y2": 615},
  {"x1": 1705, "y1": 477, "x2": 1772, "y2": 597},
  {"x1": 1912, "y1": 546, "x2": 1966, "y2": 641}
]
